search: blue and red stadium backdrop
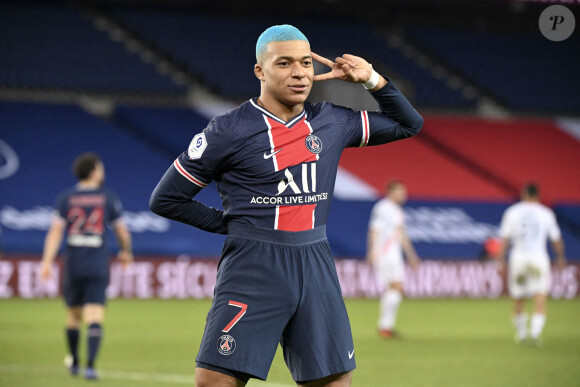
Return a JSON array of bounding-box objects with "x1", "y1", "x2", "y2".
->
[{"x1": 1, "y1": 101, "x2": 580, "y2": 260}]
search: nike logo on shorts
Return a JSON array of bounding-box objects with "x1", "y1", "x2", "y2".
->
[
  {"x1": 263, "y1": 149, "x2": 282, "y2": 159},
  {"x1": 348, "y1": 349, "x2": 355, "y2": 359}
]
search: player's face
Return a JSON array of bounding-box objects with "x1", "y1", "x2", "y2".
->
[
  {"x1": 255, "y1": 40, "x2": 314, "y2": 108},
  {"x1": 390, "y1": 185, "x2": 407, "y2": 205}
]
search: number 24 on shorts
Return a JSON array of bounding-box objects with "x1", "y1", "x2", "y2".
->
[{"x1": 222, "y1": 301, "x2": 248, "y2": 333}]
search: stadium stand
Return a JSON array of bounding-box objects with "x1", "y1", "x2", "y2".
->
[
  {"x1": 405, "y1": 26, "x2": 580, "y2": 114},
  {"x1": 422, "y1": 115, "x2": 580, "y2": 205},
  {"x1": 0, "y1": 2, "x2": 184, "y2": 93},
  {"x1": 1, "y1": 1, "x2": 579, "y2": 261},
  {"x1": 106, "y1": 4, "x2": 475, "y2": 108},
  {"x1": 113, "y1": 105, "x2": 208, "y2": 158},
  {"x1": 0, "y1": 100, "x2": 223, "y2": 255}
]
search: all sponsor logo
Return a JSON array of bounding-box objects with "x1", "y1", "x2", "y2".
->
[
  {"x1": 217, "y1": 335, "x2": 236, "y2": 355},
  {"x1": 305, "y1": 135, "x2": 322, "y2": 154}
]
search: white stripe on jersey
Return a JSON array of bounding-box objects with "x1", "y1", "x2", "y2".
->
[
  {"x1": 173, "y1": 159, "x2": 208, "y2": 188},
  {"x1": 359, "y1": 110, "x2": 370, "y2": 147}
]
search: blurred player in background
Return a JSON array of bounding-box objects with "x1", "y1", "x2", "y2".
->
[
  {"x1": 498, "y1": 182, "x2": 566, "y2": 345},
  {"x1": 40, "y1": 152, "x2": 133, "y2": 379},
  {"x1": 367, "y1": 180, "x2": 420, "y2": 339},
  {"x1": 150, "y1": 24, "x2": 422, "y2": 386}
]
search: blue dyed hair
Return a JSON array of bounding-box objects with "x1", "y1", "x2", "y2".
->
[{"x1": 256, "y1": 24, "x2": 309, "y2": 62}]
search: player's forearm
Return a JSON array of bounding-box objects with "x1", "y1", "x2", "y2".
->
[
  {"x1": 41, "y1": 226, "x2": 64, "y2": 264},
  {"x1": 150, "y1": 166, "x2": 227, "y2": 234},
  {"x1": 497, "y1": 238, "x2": 510, "y2": 263},
  {"x1": 152, "y1": 198, "x2": 227, "y2": 234},
  {"x1": 367, "y1": 230, "x2": 378, "y2": 261},
  {"x1": 115, "y1": 224, "x2": 132, "y2": 253},
  {"x1": 366, "y1": 78, "x2": 423, "y2": 145},
  {"x1": 402, "y1": 235, "x2": 420, "y2": 263},
  {"x1": 552, "y1": 239, "x2": 566, "y2": 263}
]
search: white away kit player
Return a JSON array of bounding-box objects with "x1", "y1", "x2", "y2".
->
[{"x1": 498, "y1": 182, "x2": 566, "y2": 345}]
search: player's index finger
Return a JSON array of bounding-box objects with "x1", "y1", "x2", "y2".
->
[
  {"x1": 313, "y1": 72, "x2": 336, "y2": 82},
  {"x1": 311, "y1": 52, "x2": 335, "y2": 68}
]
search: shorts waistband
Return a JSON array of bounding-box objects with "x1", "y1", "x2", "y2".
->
[{"x1": 227, "y1": 223, "x2": 327, "y2": 246}]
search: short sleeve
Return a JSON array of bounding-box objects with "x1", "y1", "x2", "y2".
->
[
  {"x1": 547, "y1": 210, "x2": 562, "y2": 242},
  {"x1": 173, "y1": 118, "x2": 232, "y2": 188},
  {"x1": 369, "y1": 201, "x2": 386, "y2": 231},
  {"x1": 107, "y1": 191, "x2": 124, "y2": 223},
  {"x1": 498, "y1": 209, "x2": 512, "y2": 239},
  {"x1": 54, "y1": 193, "x2": 68, "y2": 220}
]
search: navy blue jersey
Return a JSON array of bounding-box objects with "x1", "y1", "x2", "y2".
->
[
  {"x1": 55, "y1": 187, "x2": 123, "y2": 278},
  {"x1": 150, "y1": 80, "x2": 422, "y2": 233},
  {"x1": 150, "y1": 79, "x2": 422, "y2": 381},
  {"x1": 172, "y1": 80, "x2": 421, "y2": 232}
]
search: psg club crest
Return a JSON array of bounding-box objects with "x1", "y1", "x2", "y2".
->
[
  {"x1": 217, "y1": 335, "x2": 236, "y2": 355},
  {"x1": 305, "y1": 134, "x2": 322, "y2": 154}
]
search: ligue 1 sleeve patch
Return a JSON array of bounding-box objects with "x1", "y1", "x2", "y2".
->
[{"x1": 187, "y1": 133, "x2": 207, "y2": 159}]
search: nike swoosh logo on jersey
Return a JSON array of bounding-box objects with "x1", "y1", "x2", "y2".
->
[
  {"x1": 348, "y1": 350, "x2": 355, "y2": 359},
  {"x1": 263, "y1": 149, "x2": 282, "y2": 159}
]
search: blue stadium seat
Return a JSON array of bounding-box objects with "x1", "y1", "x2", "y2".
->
[
  {"x1": 109, "y1": 6, "x2": 475, "y2": 108},
  {"x1": 0, "y1": 2, "x2": 185, "y2": 93},
  {"x1": 405, "y1": 26, "x2": 580, "y2": 114},
  {"x1": 113, "y1": 105, "x2": 209, "y2": 157}
]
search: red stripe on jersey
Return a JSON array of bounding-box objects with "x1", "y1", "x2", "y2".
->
[
  {"x1": 276, "y1": 204, "x2": 316, "y2": 232},
  {"x1": 173, "y1": 159, "x2": 207, "y2": 188},
  {"x1": 360, "y1": 111, "x2": 370, "y2": 147},
  {"x1": 265, "y1": 116, "x2": 318, "y2": 171}
]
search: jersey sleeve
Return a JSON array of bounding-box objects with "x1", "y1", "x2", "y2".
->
[
  {"x1": 107, "y1": 191, "x2": 124, "y2": 224},
  {"x1": 369, "y1": 201, "x2": 386, "y2": 231},
  {"x1": 498, "y1": 208, "x2": 513, "y2": 239},
  {"x1": 54, "y1": 193, "x2": 68, "y2": 220},
  {"x1": 547, "y1": 210, "x2": 562, "y2": 242},
  {"x1": 173, "y1": 118, "x2": 232, "y2": 188},
  {"x1": 336, "y1": 79, "x2": 423, "y2": 149},
  {"x1": 333, "y1": 104, "x2": 373, "y2": 149}
]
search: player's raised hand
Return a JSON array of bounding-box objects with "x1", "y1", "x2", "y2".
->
[{"x1": 312, "y1": 52, "x2": 373, "y2": 84}]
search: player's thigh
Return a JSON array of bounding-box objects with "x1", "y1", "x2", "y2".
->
[
  {"x1": 282, "y1": 244, "x2": 355, "y2": 383},
  {"x1": 66, "y1": 306, "x2": 83, "y2": 327},
  {"x1": 508, "y1": 259, "x2": 528, "y2": 299},
  {"x1": 196, "y1": 238, "x2": 299, "y2": 380},
  {"x1": 195, "y1": 367, "x2": 247, "y2": 387},
  {"x1": 63, "y1": 276, "x2": 83, "y2": 307},
  {"x1": 528, "y1": 261, "x2": 551, "y2": 297},
  {"x1": 82, "y1": 277, "x2": 108, "y2": 306},
  {"x1": 83, "y1": 303, "x2": 105, "y2": 323},
  {"x1": 378, "y1": 259, "x2": 404, "y2": 291},
  {"x1": 299, "y1": 370, "x2": 353, "y2": 387},
  {"x1": 389, "y1": 281, "x2": 404, "y2": 292}
]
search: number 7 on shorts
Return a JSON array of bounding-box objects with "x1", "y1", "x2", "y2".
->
[{"x1": 222, "y1": 301, "x2": 248, "y2": 333}]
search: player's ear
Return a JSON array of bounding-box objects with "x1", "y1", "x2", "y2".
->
[{"x1": 254, "y1": 63, "x2": 265, "y2": 81}]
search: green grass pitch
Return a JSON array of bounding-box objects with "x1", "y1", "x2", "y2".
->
[{"x1": 1, "y1": 297, "x2": 580, "y2": 386}]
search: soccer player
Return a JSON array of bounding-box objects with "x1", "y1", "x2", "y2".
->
[
  {"x1": 367, "y1": 180, "x2": 420, "y2": 339},
  {"x1": 149, "y1": 24, "x2": 423, "y2": 386},
  {"x1": 497, "y1": 182, "x2": 566, "y2": 345},
  {"x1": 40, "y1": 152, "x2": 133, "y2": 379}
]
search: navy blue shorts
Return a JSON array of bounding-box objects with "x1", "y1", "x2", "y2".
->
[
  {"x1": 195, "y1": 223, "x2": 356, "y2": 383},
  {"x1": 63, "y1": 275, "x2": 108, "y2": 307}
]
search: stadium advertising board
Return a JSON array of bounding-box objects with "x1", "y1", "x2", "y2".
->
[{"x1": 1, "y1": 257, "x2": 578, "y2": 300}]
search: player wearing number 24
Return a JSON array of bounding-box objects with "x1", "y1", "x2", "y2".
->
[
  {"x1": 40, "y1": 152, "x2": 133, "y2": 380},
  {"x1": 150, "y1": 25, "x2": 423, "y2": 386}
]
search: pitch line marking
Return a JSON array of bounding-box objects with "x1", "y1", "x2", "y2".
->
[{"x1": 0, "y1": 364, "x2": 293, "y2": 386}]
